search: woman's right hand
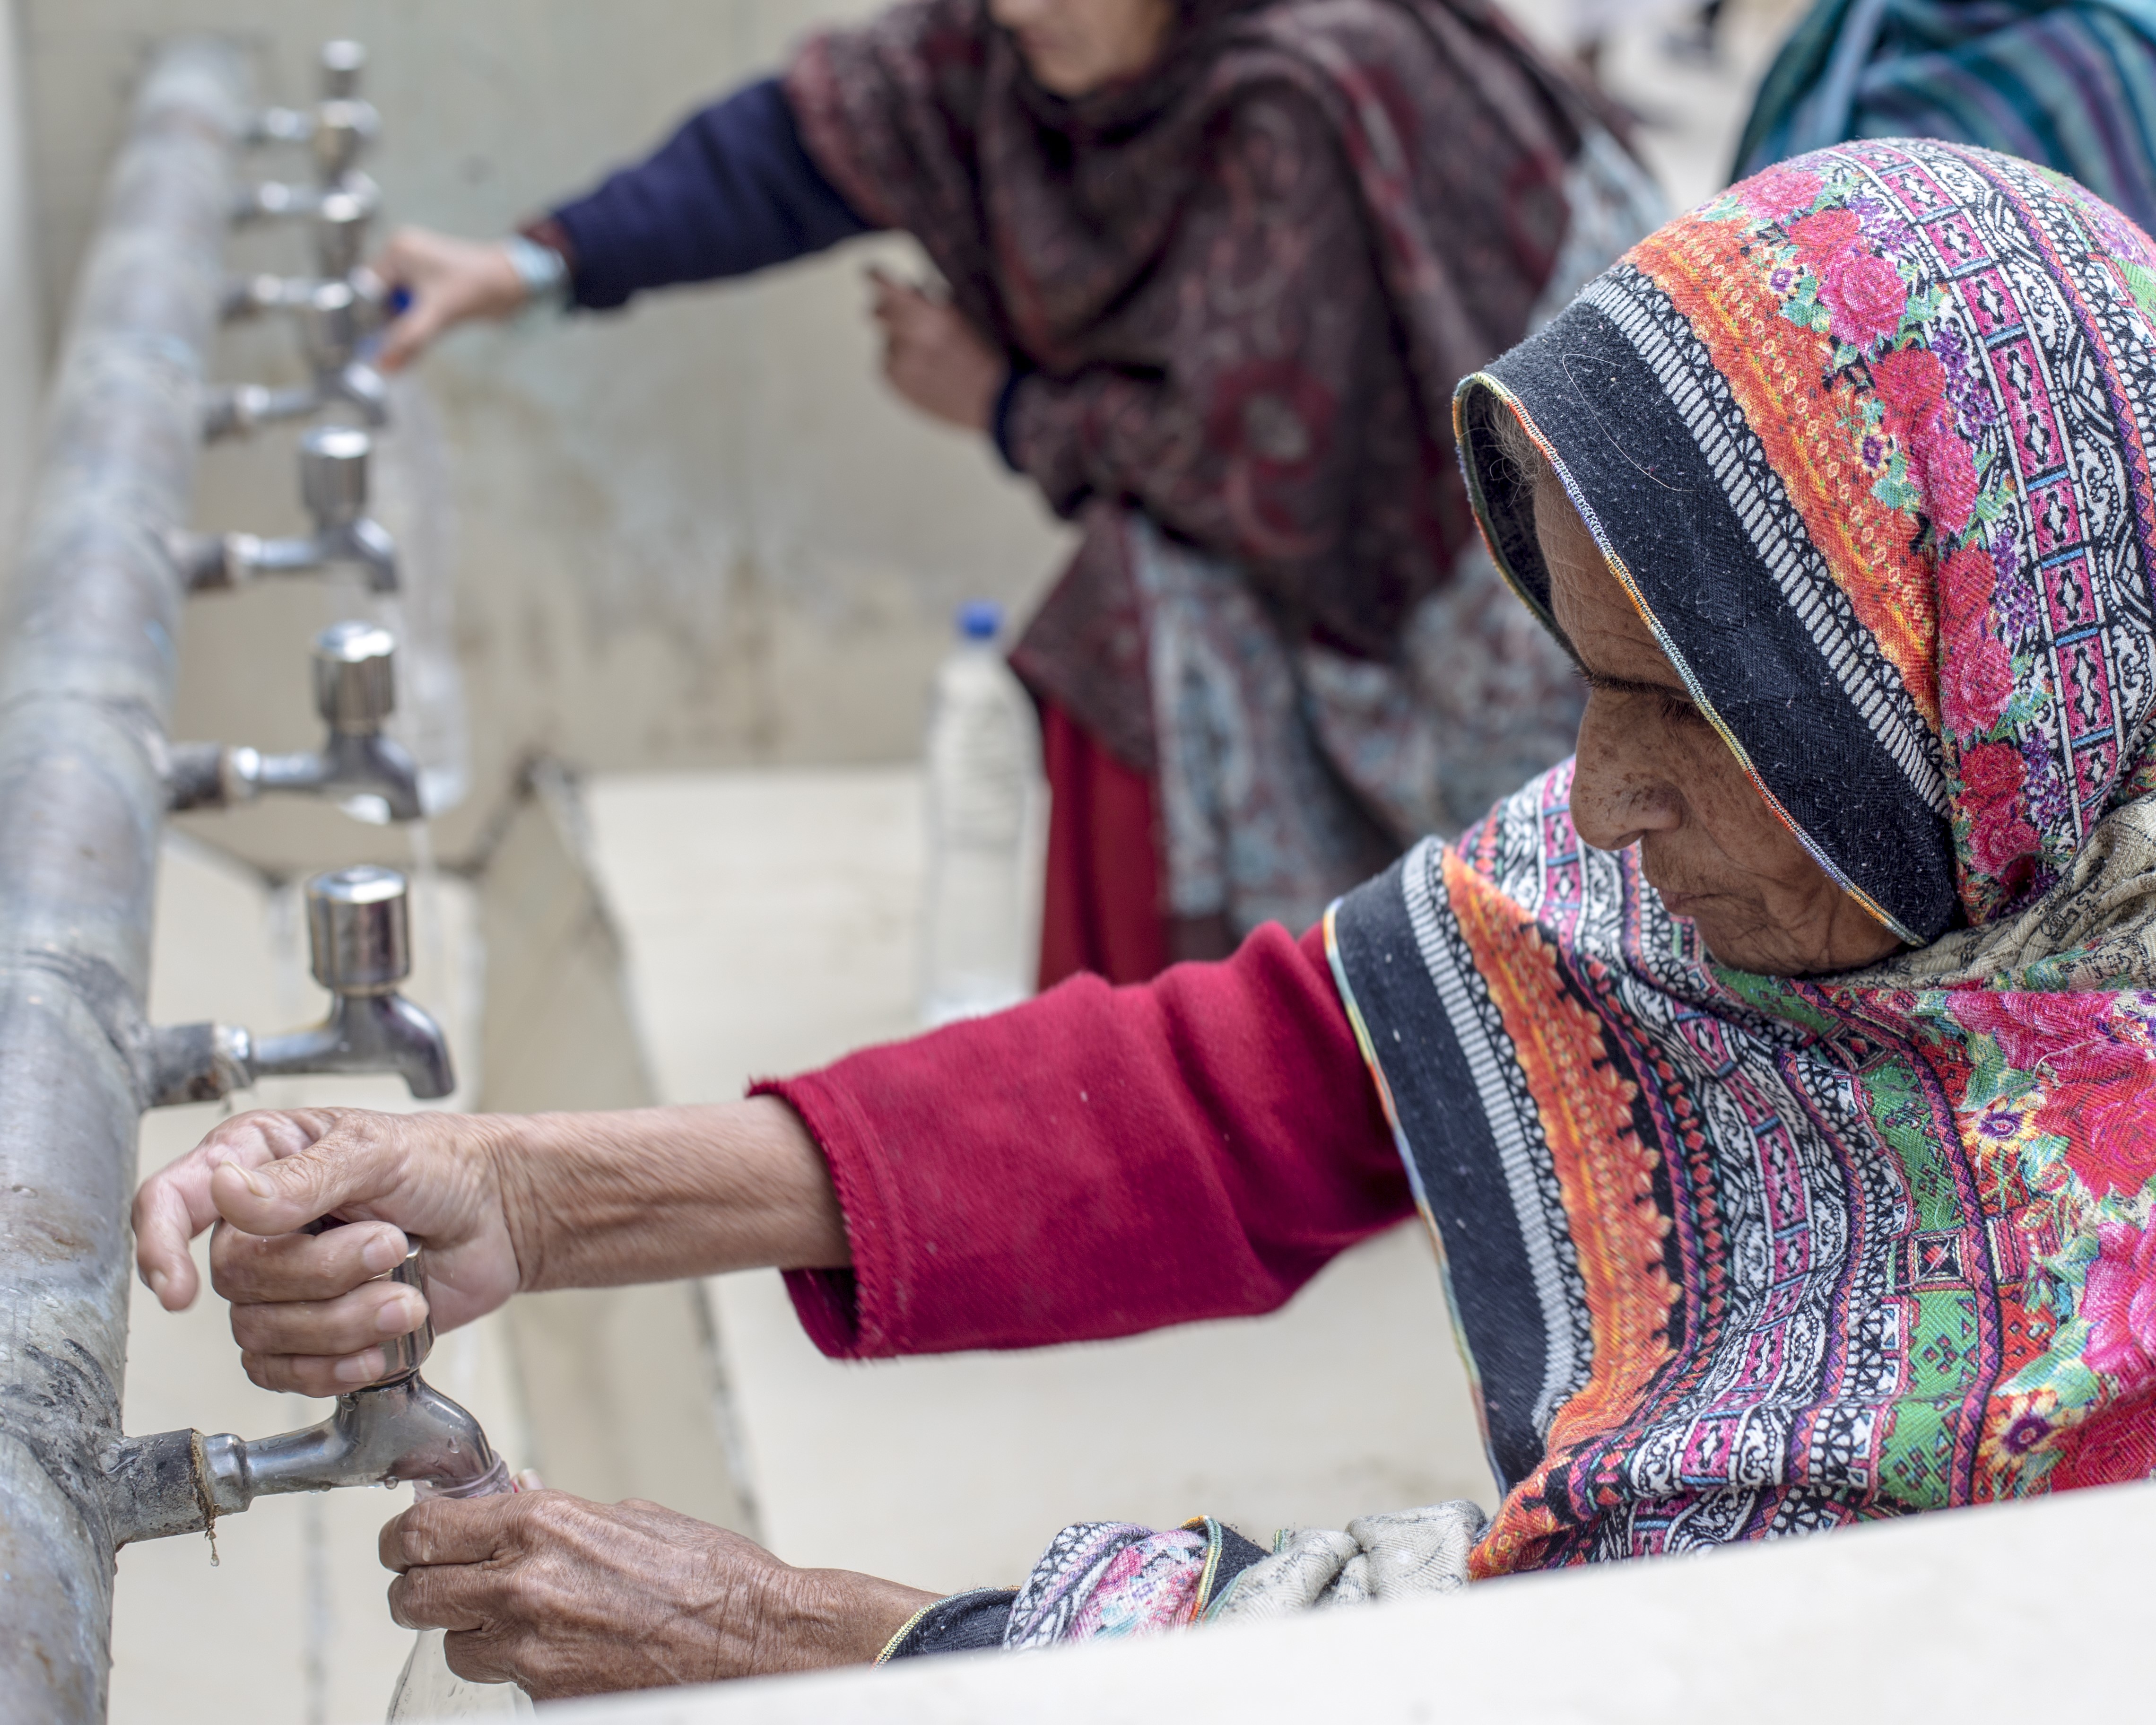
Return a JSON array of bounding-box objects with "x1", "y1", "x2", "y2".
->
[
  {"x1": 131, "y1": 1108, "x2": 529, "y2": 1396},
  {"x1": 371, "y1": 227, "x2": 533, "y2": 372}
]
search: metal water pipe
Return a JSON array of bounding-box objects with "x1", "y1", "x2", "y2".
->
[{"x1": 0, "y1": 38, "x2": 249, "y2": 1722}]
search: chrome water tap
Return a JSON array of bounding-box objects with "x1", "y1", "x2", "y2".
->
[
  {"x1": 238, "y1": 96, "x2": 377, "y2": 191},
  {"x1": 207, "y1": 277, "x2": 389, "y2": 437},
  {"x1": 247, "y1": 39, "x2": 371, "y2": 144},
  {"x1": 238, "y1": 40, "x2": 379, "y2": 216},
  {"x1": 321, "y1": 37, "x2": 368, "y2": 101},
  {"x1": 145, "y1": 865, "x2": 457, "y2": 1107},
  {"x1": 167, "y1": 621, "x2": 424, "y2": 822},
  {"x1": 168, "y1": 425, "x2": 399, "y2": 591},
  {"x1": 313, "y1": 179, "x2": 379, "y2": 281},
  {"x1": 104, "y1": 1241, "x2": 512, "y2": 1550}
]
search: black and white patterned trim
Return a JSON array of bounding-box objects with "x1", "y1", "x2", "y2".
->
[
  {"x1": 1400, "y1": 836, "x2": 1593, "y2": 1429},
  {"x1": 1582, "y1": 267, "x2": 1950, "y2": 817}
]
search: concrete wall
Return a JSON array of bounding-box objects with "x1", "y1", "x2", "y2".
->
[{"x1": 21, "y1": 0, "x2": 1075, "y2": 873}]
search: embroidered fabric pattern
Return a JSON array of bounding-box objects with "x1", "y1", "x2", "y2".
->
[
  {"x1": 1002, "y1": 1521, "x2": 1211, "y2": 1649},
  {"x1": 1131, "y1": 516, "x2": 1582, "y2": 935},
  {"x1": 1334, "y1": 140, "x2": 2156, "y2": 1577},
  {"x1": 1334, "y1": 764, "x2": 2156, "y2": 1575}
]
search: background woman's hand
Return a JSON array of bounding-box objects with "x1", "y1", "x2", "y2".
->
[
  {"x1": 373, "y1": 227, "x2": 533, "y2": 371},
  {"x1": 868, "y1": 266, "x2": 1008, "y2": 433},
  {"x1": 131, "y1": 1108, "x2": 528, "y2": 1396},
  {"x1": 382, "y1": 1492, "x2": 938, "y2": 1698}
]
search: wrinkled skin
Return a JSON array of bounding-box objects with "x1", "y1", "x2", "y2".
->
[
  {"x1": 381, "y1": 1493, "x2": 935, "y2": 1698},
  {"x1": 1538, "y1": 471, "x2": 1904, "y2": 975},
  {"x1": 133, "y1": 1100, "x2": 843, "y2": 1397}
]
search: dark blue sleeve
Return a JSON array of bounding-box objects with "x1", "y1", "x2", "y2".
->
[
  {"x1": 548, "y1": 77, "x2": 877, "y2": 310},
  {"x1": 880, "y1": 1589, "x2": 1016, "y2": 1659}
]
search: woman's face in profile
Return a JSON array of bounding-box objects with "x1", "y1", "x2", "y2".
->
[
  {"x1": 1535, "y1": 471, "x2": 1905, "y2": 977},
  {"x1": 989, "y1": 0, "x2": 1178, "y2": 95}
]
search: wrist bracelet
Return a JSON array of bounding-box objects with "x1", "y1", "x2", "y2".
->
[{"x1": 502, "y1": 234, "x2": 570, "y2": 314}]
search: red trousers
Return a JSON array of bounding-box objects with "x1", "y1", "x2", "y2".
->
[{"x1": 1036, "y1": 702, "x2": 1168, "y2": 989}]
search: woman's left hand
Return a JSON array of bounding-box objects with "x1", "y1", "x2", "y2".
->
[
  {"x1": 868, "y1": 267, "x2": 1008, "y2": 433},
  {"x1": 381, "y1": 1490, "x2": 938, "y2": 1699}
]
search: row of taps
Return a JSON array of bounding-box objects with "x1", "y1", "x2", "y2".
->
[{"x1": 113, "y1": 39, "x2": 511, "y2": 1551}]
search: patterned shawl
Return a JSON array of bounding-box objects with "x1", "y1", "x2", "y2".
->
[
  {"x1": 1735, "y1": 0, "x2": 2156, "y2": 235},
  {"x1": 786, "y1": 0, "x2": 1609, "y2": 767},
  {"x1": 1330, "y1": 139, "x2": 2156, "y2": 1574}
]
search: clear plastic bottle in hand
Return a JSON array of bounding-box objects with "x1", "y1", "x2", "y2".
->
[
  {"x1": 922, "y1": 601, "x2": 1041, "y2": 1027},
  {"x1": 385, "y1": 1473, "x2": 534, "y2": 1720},
  {"x1": 386, "y1": 1628, "x2": 532, "y2": 1720}
]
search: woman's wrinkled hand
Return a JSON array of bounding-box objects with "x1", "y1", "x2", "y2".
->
[
  {"x1": 868, "y1": 266, "x2": 1008, "y2": 433},
  {"x1": 131, "y1": 1108, "x2": 528, "y2": 1395},
  {"x1": 382, "y1": 1492, "x2": 938, "y2": 1699},
  {"x1": 372, "y1": 227, "x2": 532, "y2": 371}
]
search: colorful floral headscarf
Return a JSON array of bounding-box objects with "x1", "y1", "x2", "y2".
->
[{"x1": 1330, "y1": 139, "x2": 2156, "y2": 1573}]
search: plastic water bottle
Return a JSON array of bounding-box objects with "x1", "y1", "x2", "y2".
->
[
  {"x1": 922, "y1": 601, "x2": 1039, "y2": 1027},
  {"x1": 386, "y1": 1629, "x2": 533, "y2": 1719},
  {"x1": 385, "y1": 1475, "x2": 535, "y2": 1720}
]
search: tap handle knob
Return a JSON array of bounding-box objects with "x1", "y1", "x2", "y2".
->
[
  {"x1": 312, "y1": 99, "x2": 379, "y2": 185},
  {"x1": 314, "y1": 620, "x2": 397, "y2": 733},
  {"x1": 378, "y1": 1244, "x2": 436, "y2": 1377},
  {"x1": 302, "y1": 1220, "x2": 435, "y2": 1382},
  {"x1": 312, "y1": 180, "x2": 376, "y2": 281},
  {"x1": 296, "y1": 278, "x2": 360, "y2": 372},
  {"x1": 299, "y1": 424, "x2": 372, "y2": 529},
  {"x1": 320, "y1": 38, "x2": 367, "y2": 100},
  {"x1": 305, "y1": 865, "x2": 411, "y2": 994}
]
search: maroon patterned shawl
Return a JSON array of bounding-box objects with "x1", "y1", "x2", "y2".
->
[{"x1": 787, "y1": 0, "x2": 1608, "y2": 768}]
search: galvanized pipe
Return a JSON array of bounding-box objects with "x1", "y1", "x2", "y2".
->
[{"x1": 0, "y1": 38, "x2": 247, "y2": 1723}]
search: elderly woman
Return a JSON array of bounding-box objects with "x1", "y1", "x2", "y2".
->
[
  {"x1": 140, "y1": 138, "x2": 2156, "y2": 1695},
  {"x1": 377, "y1": 0, "x2": 1656, "y2": 984}
]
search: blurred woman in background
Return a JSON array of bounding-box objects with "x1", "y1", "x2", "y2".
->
[
  {"x1": 1736, "y1": 0, "x2": 2156, "y2": 231},
  {"x1": 374, "y1": 0, "x2": 1661, "y2": 986}
]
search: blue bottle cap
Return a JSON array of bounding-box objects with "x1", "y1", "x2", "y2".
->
[{"x1": 957, "y1": 600, "x2": 1003, "y2": 641}]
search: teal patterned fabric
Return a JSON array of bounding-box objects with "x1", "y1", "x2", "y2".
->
[{"x1": 1736, "y1": 0, "x2": 2156, "y2": 235}]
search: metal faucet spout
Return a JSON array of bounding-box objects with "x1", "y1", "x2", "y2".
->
[
  {"x1": 243, "y1": 1374, "x2": 506, "y2": 1499},
  {"x1": 205, "y1": 278, "x2": 390, "y2": 439},
  {"x1": 103, "y1": 1235, "x2": 510, "y2": 1550},
  {"x1": 167, "y1": 621, "x2": 425, "y2": 821},
  {"x1": 172, "y1": 732, "x2": 423, "y2": 822},
  {"x1": 172, "y1": 426, "x2": 399, "y2": 588},
  {"x1": 252, "y1": 989, "x2": 455, "y2": 1098},
  {"x1": 143, "y1": 865, "x2": 456, "y2": 1106},
  {"x1": 202, "y1": 365, "x2": 387, "y2": 440},
  {"x1": 105, "y1": 1377, "x2": 508, "y2": 1549}
]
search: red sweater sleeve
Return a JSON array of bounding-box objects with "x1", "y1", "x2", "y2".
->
[{"x1": 753, "y1": 920, "x2": 1410, "y2": 1359}]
